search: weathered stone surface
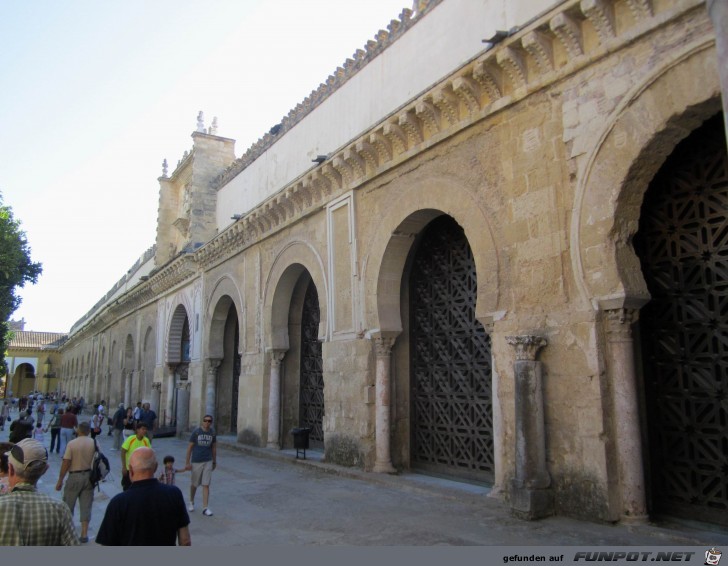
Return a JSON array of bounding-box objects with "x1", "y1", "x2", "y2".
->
[{"x1": 58, "y1": 0, "x2": 724, "y2": 527}]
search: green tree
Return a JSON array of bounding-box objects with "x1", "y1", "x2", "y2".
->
[{"x1": 0, "y1": 192, "x2": 42, "y2": 374}]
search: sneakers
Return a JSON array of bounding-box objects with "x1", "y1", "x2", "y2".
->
[
  {"x1": 202, "y1": 508, "x2": 213, "y2": 517},
  {"x1": 187, "y1": 502, "x2": 194, "y2": 512}
]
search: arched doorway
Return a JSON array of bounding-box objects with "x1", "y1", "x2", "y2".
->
[
  {"x1": 13, "y1": 363, "x2": 36, "y2": 397},
  {"x1": 408, "y1": 215, "x2": 493, "y2": 483},
  {"x1": 215, "y1": 301, "x2": 240, "y2": 434},
  {"x1": 167, "y1": 305, "x2": 191, "y2": 426},
  {"x1": 299, "y1": 280, "x2": 324, "y2": 446},
  {"x1": 634, "y1": 113, "x2": 728, "y2": 526}
]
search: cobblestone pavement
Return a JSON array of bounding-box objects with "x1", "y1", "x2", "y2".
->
[{"x1": 2, "y1": 411, "x2": 727, "y2": 547}]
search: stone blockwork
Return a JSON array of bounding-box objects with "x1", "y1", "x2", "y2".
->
[{"x1": 58, "y1": 0, "x2": 725, "y2": 526}]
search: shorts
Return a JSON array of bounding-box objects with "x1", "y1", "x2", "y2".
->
[{"x1": 191, "y1": 461, "x2": 213, "y2": 487}]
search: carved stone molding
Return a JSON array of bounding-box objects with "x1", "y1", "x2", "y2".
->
[{"x1": 506, "y1": 335, "x2": 548, "y2": 361}]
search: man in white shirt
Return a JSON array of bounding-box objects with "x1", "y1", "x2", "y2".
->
[{"x1": 56, "y1": 421, "x2": 96, "y2": 543}]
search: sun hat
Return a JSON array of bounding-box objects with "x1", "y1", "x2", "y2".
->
[{"x1": 8, "y1": 438, "x2": 48, "y2": 472}]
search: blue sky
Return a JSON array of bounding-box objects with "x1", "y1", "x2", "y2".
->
[{"x1": 1, "y1": 0, "x2": 408, "y2": 332}]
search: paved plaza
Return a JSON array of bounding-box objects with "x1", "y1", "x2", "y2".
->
[{"x1": 1, "y1": 413, "x2": 727, "y2": 547}]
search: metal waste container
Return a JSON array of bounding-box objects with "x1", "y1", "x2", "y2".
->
[{"x1": 290, "y1": 427, "x2": 312, "y2": 459}]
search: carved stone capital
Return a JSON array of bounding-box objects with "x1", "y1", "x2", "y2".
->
[
  {"x1": 604, "y1": 308, "x2": 639, "y2": 340},
  {"x1": 506, "y1": 335, "x2": 548, "y2": 361},
  {"x1": 269, "y1": 350, "x2": 286, "y2": 367},
  {"x1": 374, "y1": 337, "x2": 395, "y2": 357},
  {"x1": 152, "y1": 382, "x2": 162, "y2": 391},
  {"x1": 207, "y1": 358, "x2": 223, "y2": 373}
]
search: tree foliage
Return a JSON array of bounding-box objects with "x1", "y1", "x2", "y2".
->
[{"x1": 0, "y1": 192, "x2": 42, "y2": 373}]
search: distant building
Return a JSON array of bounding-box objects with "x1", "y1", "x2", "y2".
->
[
  {"x1": 4, "y1": 324, "x2": 67, "y2": 397},
  {"x1": 57, "y1": 0, "x2": 728, "y2": 527}
]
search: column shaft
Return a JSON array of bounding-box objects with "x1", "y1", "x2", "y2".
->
[
  {"x1": 267, "y1": 351, "x2": 285, "y2": 449},
  {"x1": 605, "y1": 308, "x2": 647, "y2": 522},
  {"x1": 373, "y1": 334, "x2": 397, "y2": 473}
]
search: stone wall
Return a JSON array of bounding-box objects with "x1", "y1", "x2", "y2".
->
[{"x1": 59, "y1": 0, "x2": 723, "y2": 524}]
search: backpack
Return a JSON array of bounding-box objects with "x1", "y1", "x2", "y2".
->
[{"x1": 90, "y1": 439, "x2": 110, "y2": 489}]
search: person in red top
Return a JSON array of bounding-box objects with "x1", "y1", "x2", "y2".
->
[{"x1": 59, "y1": 409, "x2": 78, "y2": 455}]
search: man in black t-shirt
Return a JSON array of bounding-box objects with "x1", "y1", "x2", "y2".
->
[{"x1": 96, "y1": 447, "x2": 190, "y2": 546}]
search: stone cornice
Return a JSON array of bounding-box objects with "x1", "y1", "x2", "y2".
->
[
  {"x1": 63, "y1": 254, "x2": 199, "y2": 348},
  {"x1": 63, "y1": 0, "x2": 704, "y2": 348},
  {"x1": 213, "y1": 0, "x2": 443, "y2": 189},
  {"x1": 195, "y1": 0, "x2": 701, "y2": 271}
]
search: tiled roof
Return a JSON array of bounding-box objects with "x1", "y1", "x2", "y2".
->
[{"x1": 8, "y1": 331, "x2": 68, "y2": 350}]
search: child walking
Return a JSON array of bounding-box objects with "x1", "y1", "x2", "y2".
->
[
  {"x1": 32, "y1": 422, "x2": 45, "y2": 442},
  {"x1": 158, "y1": 455, "x2": 186, "y2": 485}
]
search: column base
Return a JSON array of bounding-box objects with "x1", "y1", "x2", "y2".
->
[
  {"x1": 620, "y1": 513, "x2": 649, "y2": 525},
  {"x1": 510, "y1": 481, "x2": 554, "y2": 521},
  {"x1": 267, "y1": 441, "x2": 280, "y2": 450},
  {"x1": 373, "y1": 461, "x2": 397, "y2": 474}
]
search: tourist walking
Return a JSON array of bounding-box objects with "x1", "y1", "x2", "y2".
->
[
  {"x1": 0, "y1": 438, "x2": 79, "y2": 545},
  {"x1": 56, "y1": 421, "x2": 96, "y2": 543},
  {"x1": 111, "y1": 403, "x2": 125, "y2": 451},
  {"x1": 120, "y1": 422, "x2": 151, "y2": 491},
  {"x1": 138, "y1": 403, "x2": 158, "y2": 440},
  {"x1": 9, "y1": 410, "x2": 34, "y2": 443},
  {"x1": 91, "y1": 409, "x2": 104, "y2": 440},
  {"x1": 122, "y1": 407, "x2": 135, "y2": 439},
  {"x1": 45, "y1": 408, "x2": 63, "y2": 454},
  {"x1": 185, "y1": 414, "x2": 217, "y2": 516},
  {"x1": 0, "y1": 401, "x2": 10, "y2": 431},
  {"x1": 159, "y1": 454, "x2": 186, "y2": 486},
  {"x1": 35, "y1": 399, "x2": 45, "y2": 425},
  {"x1": 96, "y1": 447, "x2": 190, "y2": 546},
  {"x1": 132, "y1": 402, "x2": 142, "y2": 426},
  {"x1": 59, "y1": 407, "x2": 78, "y2": 455}
]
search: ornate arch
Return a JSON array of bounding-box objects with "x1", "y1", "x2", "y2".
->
[
  {"x1": 571, "y1": 40, "x2": 721, "y2": 308},
  {"x1": 362, "y1": 175, "x2": 499, "y2": 333},
  {"x1": 206, "y1": 275, "x2": 244, "y2": 360},
  {"x1": 167, "y1": 303, "x2": 191, "y2": 364},
  {"x1": 264, "y1": 240, "x2": 328, "y2": 350}
]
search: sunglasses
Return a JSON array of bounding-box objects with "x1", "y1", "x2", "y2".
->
[{"x1": 203, "y1": 419, "x2": 212, "y2": 423}]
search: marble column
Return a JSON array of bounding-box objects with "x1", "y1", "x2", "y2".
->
[
  {"x1": 372, "y1": 333, "x2": 399, "y2": 474},
  {"x1": 205, "y1": 358, "x2": 222, "y2": 418},
  {"x1": 266, "y1": 350, "x2": 286, "y2": 449},
  {"x1": 150, "y1": 382, "x2": 161, "y2": 415},
  {"x1": 176, "y1": 381, "x2": 190, "y2": 433},
  {"x1": 604, "y1": 308, "x2": 647, "y2": 522},
  {"x1": 165, "y1": 365, "x2": 177, "y2": 426},
  {"x1": 124, "y1": 370, "x2": 133, "y2": 408},
  {"x1": 506, "y1": 335, "x2": 552, "y2": 520}
]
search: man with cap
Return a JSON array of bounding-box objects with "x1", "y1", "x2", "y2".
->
[
  {"x1": 0, "y1": 438, "x2": 79, "y2": 545},
  {"x1": 120, "y1": 421, "x2": 151, "y2": 491},
  {"x1": 110, "y1": 403, "x2": 126, "y2": 451},
  {"x1": 56, "y1": 421, "x2": 96, "y2": 543}
]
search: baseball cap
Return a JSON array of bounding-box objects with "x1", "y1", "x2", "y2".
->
[{"x1": 8, "y1": 438, "x2": 48, "y2": 472}]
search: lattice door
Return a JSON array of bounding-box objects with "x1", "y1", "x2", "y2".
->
[
  {"x1": 635, "y1": 114, "x2": 728, "y2": 526},
  {"x1": 410, "y1": 215, "x2": 494, "y2": 482},
  {"x1": 299, "y1": 282, "x2": 324, "y2": 444}
]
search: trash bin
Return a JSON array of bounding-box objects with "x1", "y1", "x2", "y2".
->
[{"x1": 290, "y1": 427, "x2": 312, "y2": 459}]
